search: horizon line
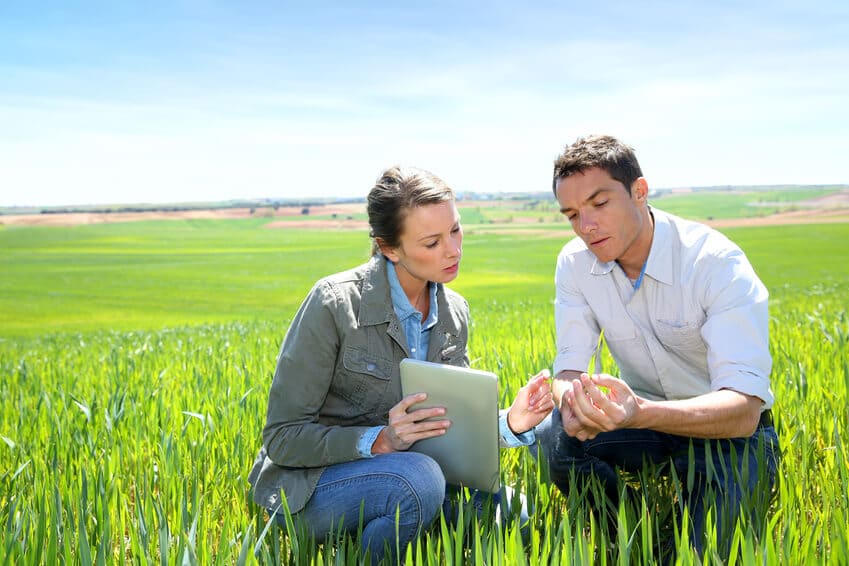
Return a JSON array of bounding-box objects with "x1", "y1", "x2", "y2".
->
[{"x1": 3, "y1": 183, "x2": 849, "y2": 212}]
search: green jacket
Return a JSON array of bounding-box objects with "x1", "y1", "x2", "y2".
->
[{"x1": 248, "y1": 255, "x2": 470, "y2": 513}]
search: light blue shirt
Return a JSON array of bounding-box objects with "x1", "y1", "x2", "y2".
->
[
  {"x1": 357, "y1": 258, "x2": 534, "y2": 457},
  {"x1": 387, "y1": 258, "x2": 439, "y2": 361}
]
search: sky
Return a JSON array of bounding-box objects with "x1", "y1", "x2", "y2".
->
[{"x1": 1, "y1": 1, "x2": 847, "y2": 207}]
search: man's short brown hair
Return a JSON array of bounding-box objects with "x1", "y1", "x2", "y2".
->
[{"x1": 552, "y1": 135, "x2": 643, "y2": 195}]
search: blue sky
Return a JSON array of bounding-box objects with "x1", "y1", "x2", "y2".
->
[{"x1": 1, "y1": 1, "x2": 847, "y2": 207}]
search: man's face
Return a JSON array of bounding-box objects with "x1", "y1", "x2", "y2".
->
[{"x1": 554, "y1": 167, "x2": 649, "y2": 266}]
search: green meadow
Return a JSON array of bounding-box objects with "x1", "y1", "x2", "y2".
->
[{"x1": 1, "y1": 209, "x2": 848, "y2": 563}]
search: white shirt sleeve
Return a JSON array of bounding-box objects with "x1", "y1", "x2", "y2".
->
[
  {"x1": 699, "y1": 248, "x2": 774, "y2": 407},
  {"x1": 553, "y1": 248, "x2": 601, "y2": 375}
]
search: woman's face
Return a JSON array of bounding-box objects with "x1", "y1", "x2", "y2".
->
[{"x1": 382, "y1": 201, "x2": 463, "y2": 287}]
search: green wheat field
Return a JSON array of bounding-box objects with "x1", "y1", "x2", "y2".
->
[{"x1": 2, "y1": 194, "x2": 848, "y2": 564}]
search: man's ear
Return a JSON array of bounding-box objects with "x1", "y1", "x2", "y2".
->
[
  {"x1": 376, "y1": 238, "x2": 399, "y2": 263},
  {"x1": 632, "y1": 177, "x2": 649, "y2": 202}
]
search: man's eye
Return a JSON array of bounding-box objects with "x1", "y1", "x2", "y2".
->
[{"x1": 595, "y1": 200, "x2": 608, "y2": 207}]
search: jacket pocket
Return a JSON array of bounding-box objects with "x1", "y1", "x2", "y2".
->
[
  {"x1": 335, "y1": 347, "x2": 394, "y2": 408},
  {"x1": 342, "y1": 347, "x2": 393, "y2": 380}
]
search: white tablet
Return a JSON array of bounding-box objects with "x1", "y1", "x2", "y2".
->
[{"x1": 399, "y1": 358, "x2": 500, "y2": 493}]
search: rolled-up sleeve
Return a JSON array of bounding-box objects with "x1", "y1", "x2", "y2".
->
[
  {"x1": 700, "y1": 249, "x2": 774, "y2": 408},
  {"x1": 497, "y1": 410, "x2": 535, "y2": 448}
]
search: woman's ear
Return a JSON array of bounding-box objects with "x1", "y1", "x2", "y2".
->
[{"x1": 376, "y1": 238, "x2": 399, "y2": 263}]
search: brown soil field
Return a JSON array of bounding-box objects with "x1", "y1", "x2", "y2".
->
[
  {"x1": 0, "y1": 203, "x2": 366, "y2": 227},
  {"x1": 2, "y1": 194, "x2": 847, "y2": 230}
]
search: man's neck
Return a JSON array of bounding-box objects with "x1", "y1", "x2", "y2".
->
[{"x1": 617, "y1": 210, "x2": 655, "y2": 279}]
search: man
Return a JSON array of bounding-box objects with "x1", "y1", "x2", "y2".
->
[{"x1": 538, "y1": 134, "x2": 779, "y2": 555}]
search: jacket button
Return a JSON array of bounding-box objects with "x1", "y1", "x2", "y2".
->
[{"x1": 366, "y1": 363, "x2": 376, "y2": 371}]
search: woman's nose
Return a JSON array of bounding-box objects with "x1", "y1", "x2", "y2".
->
[{"x1": 445, "y1": 236, "x2": 461, "y2": 257}]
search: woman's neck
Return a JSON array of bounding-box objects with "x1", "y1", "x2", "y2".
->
[{"x1": 396, "y1": 267, "x2": 430, "y2": 316}]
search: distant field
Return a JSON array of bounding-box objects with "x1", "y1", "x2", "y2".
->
[
  {"x1": 2, "y1": 190, "x2": 849, "y2": 564},
  {"x1": 2, "y1": 187, "x2": 848, "y2": 339},
  {"x1": 2, "y1": 214, "x2": 848, "y2": 339},
  {"x1": 1, "y1": 212, "x2": 848, "y2": 563},
  {"x1": 2, "y1": 185, "x2": 847, "y2": 229},
  {"x1": 0, "y1": 219, "x2": 562, "y2": 338}
]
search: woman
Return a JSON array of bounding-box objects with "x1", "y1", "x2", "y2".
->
[{"x1": 248, "y1": 166, "x2": 553, "y2": 563}]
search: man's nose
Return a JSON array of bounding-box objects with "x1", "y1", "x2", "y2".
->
[{"x1": 579, "y1": 212, "x2": 597, "y2": 234}]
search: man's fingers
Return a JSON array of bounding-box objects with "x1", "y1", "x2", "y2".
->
[
  {"x1": 569, "y1": 379, "x2": 608, "y2": 426},
  {"x1": 566, "y1": 416, "x2": 597, "y2": 441},
  {"x1": 580, "y1": 375, "x2": 616, "y2": 412},
  {"x1": 585, "y1": 374, "x2": 632, "y2": 425},
  {"x1": 560, "y1": 406, "x2": 599, "y2": 438},
  {"x1": 592, "y1": 374, "x2": 620, "y2": 389}
]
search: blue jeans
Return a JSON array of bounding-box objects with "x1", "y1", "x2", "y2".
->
[
  {"x1": 270, "y1": 452, "x2": 521, "y2": 564},
  {"x1": 536, "y1": 408, "x2": 780, "y2": 556}
]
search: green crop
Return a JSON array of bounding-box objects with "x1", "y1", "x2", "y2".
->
[{"x1": 1, "y1": 220, "x2": 848, "y2": 564}]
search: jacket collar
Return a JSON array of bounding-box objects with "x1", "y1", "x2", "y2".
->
[
  {"x1": 358, "y1": 254, "x2": 460, "y2": 333},
  {"x1": 358, "y1": 255, "x2": 396, "y2": 327}
]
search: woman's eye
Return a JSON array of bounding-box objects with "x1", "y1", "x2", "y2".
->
[
  {"x1": 425, "y1": 241, "x2": 439, "y2": 249},
  {"x1": 595, "y1": 200, "x2": 608, "y2": 208}
]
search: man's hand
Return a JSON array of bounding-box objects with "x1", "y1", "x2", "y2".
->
[
  {"x1": 371, "y1": 393, "x2": 451, "y2": 454},
  {"x1": 559, "y1": 373, "x2": 640, "y2": 440},
  {"x1": 561, "y1": 374, "x2": 767, "y2": 439},
  {"x1": 506, "y1": 369, "x2": 555, "y2": 434},
  {"x1": 555, "y1": 376, "x2": 602, "y2": 440}
]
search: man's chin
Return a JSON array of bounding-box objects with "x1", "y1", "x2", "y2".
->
[{"x1": 589, "y1": 251, "x2": 616, "y2": 264}]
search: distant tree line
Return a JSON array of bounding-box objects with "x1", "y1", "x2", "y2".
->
[
  {"x1": 35, "y1": 199, "x2": 366, "y2": 215},
  {"x1": 40, "y1": 206, "x2": 196, "y2": 214}
]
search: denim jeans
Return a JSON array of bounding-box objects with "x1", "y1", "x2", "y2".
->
[
  {"x1": 269, "y1": 451, "x2": 523, "y2": 564},
  {"x1": 536, "y1": 408, "x2": 780, "y2": 556}
]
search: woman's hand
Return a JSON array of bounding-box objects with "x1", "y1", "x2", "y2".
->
[
  {"x1": 506, "y1": 369, "x2": 555, "y2": 434},
  {"x1": 371, "y1": 393, "x2": 451, "y2": 454}
]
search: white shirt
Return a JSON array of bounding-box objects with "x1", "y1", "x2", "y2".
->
[{"x1": 554, "y1": 208, "x2": 774, "y2": 408}]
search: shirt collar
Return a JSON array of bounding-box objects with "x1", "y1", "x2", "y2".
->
[
  {"x1": 588, "y1": 207, "x2": 673, "y2": 286},
  {"x1": 386, "y1": 258, "x2": 439, "y2": 326},
  {"x1": 647, "y1": 208, "x2": 674, "y2": 286}
]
